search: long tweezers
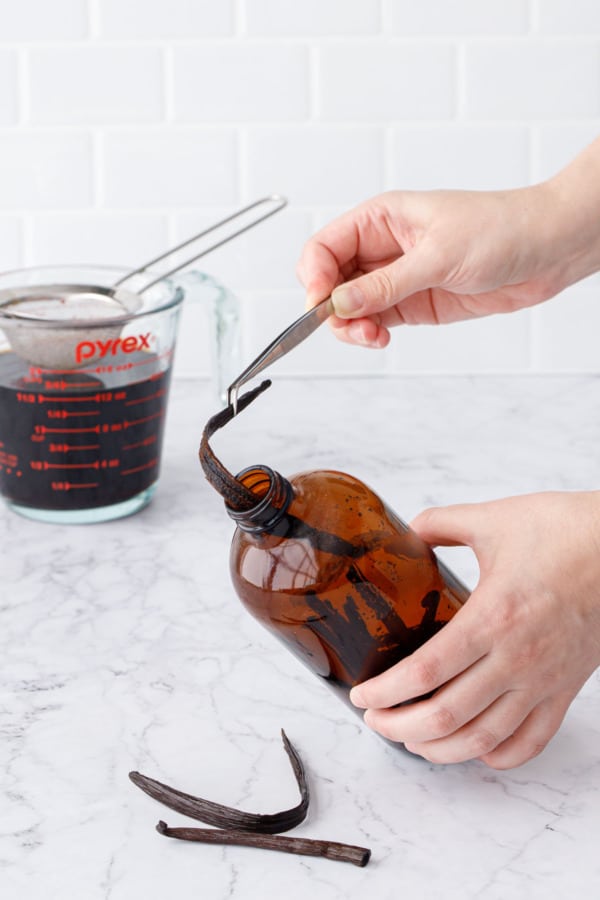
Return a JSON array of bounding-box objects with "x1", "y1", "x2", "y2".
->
[{"x1": 226, "y1": 296, "x2": 334, "y2": 413}]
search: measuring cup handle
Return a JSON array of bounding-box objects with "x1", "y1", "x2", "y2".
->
[{"x1": 113, "y1": 195, "x2": 288, "y2": 294}]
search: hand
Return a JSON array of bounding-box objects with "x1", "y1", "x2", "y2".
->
[
  {"x1": 296, "y1": 181, "x2": 592, "y2": 349},
  {"x1": 349, "y1": 491, "x2": 600, "y2": 769}
]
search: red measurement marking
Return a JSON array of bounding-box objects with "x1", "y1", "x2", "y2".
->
[
  {"x1": 51, "y1": 481, "x2": 99, "y2": 491},
  {"x1": 123, "y1": 435, "x2": 157, "y2": 451},
  {"x1": 39, "y1": 393, "x2": 115, "y2": 403},
  {"x1": 120, "y1": 350, "x2": 172, "y2": 371},
  {"x1": 124, "y1": 388, "x2": 166, "y2": 407},
  {"x1": 124, "y1": 412, "x2": 163, "y2": 428},
  {"x1": 35, "y1": 425, "x2": 101, "y2": 435},
  {"x1": 24, "y1": 370, "x2": 43, "y2": 383},
  {"x1": 33, "y1": 459, "x2": 119, "y2": 471},
  {"x1": 45, "y1": 462, "x2": 102, "y2": 470},
  {"x1": 121, "y1": 458, "x2": 158, "y2": 476},
  {"x1": 0, "y1": 451, "x2": 19, "y2": 467},
  {"x1": 48, "y1": 443, "x2": 100, "y2": 453},
  {"x1": 47, "y1": 409, "x2": 100, "y2": 419},
  {"x1": 42, "y1": 380, "x2": 93, "y2": 391}
]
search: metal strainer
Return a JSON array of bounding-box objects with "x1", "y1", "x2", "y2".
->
[{"x1": 0, "y1": 195, "x2": 287, "y2": 369}]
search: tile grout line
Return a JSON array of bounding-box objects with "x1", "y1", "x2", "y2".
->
[
  {"x1": 88, "y1": 0, "x2": 101, "y2": 40},
  {"x1": 16, "y1": 46, "x2": 29, "y2": 126}
]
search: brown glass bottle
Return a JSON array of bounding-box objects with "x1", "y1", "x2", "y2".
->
[
  {"x1": 199, "y1": 381, "x2": 470, "y2": 715},
  {"x1": 225, "y1": 464, "x2": 469, "y2": 709}
]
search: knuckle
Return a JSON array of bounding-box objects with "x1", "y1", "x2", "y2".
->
[
  {"x1": 483, "y1": 586, "x2": 529, "y2": 642},
  {"x1": 369, "y1": 268, "x2": 395, "y2": 303},
  {"x1": 518, "y1": 740, "x2": 547, "y2": 763},
  {"x1": 483, "y1": 739, "x2": 547, "y2": 770},
  {"x1": 470, "y1": 727, "x2": 501, "y2": 757},
  {"x1": 428, "y1": 703, "x2": 459, "y2": 737},
  {"x1": 409, "y1": 655, "x2": 441, "y2": 694}
]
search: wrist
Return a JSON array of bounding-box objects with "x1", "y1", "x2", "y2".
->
[{"x1": 537, "y1": 138, "x2": 600, "y2": 293}]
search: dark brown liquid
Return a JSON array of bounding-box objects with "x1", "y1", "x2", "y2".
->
[
  {"x1": 0, "y1": 352, "x2": 171, "y2": 510},
  {"x1": 230, "y1": 469, "x2": 468, "y2": 701}
]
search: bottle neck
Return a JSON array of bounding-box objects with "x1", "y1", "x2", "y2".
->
[{"x1": 226, "y1": 465, "x2": 293, "y2": 534}]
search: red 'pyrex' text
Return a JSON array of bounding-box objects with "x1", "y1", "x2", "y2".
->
[{"x1": 75, "y1": 334, "x2": 152, "y2": 364}]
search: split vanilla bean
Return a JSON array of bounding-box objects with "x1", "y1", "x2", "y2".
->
[
  {"x1": 156, "y1": 820, "x2": 371, "y2": 868},
  {"x1": 129, "y1": 728, "x2": 308, "y2": 834},
  {"x1": 199, "y1": 378, "x2": 272, "y2": 510}
]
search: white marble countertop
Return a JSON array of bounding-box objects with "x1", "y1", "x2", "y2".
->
[{"x1": 3, "y1": 374, "x2": 600, "y2": 900}]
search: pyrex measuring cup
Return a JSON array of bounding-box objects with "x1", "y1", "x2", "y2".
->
[{"x1": 0, "y1": 196, "x2": 286, "y2": 524}]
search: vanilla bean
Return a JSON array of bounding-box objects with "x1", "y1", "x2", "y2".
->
[
  {"x1": 156, "y1": 820, "x2": 371, "y2": 868},
  {"x1": 199, "y1": 378, "x2": 272, "y2": 510},
  {"x1": 129, "y1": 729, "x2": 308, "y2": 834}
]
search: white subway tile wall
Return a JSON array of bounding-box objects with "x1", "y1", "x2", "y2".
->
[
  {"x1": 0, "y1": 217, "x2": 22, "y2": 270},
  {"x1": 172, "y1": 44, "x2": 310, "y2": 122},
  {"x1": 389, "y1": 125, "x2": 531, "y2": 190},
  {"x1": 383, "y1": 0, "x2": 530, "y2": 35},
  {"x1": 464, "y1": 41, "x2": 600, "y2": 120},
  {"x1": 98, "y1": 0, "x2": 234, "y2": 39},
  {"x1": 0, "y1": 0, "x2": 598, "y2": 376},
  {"x1": 0, "y1": 50, "x2": 18, "y2": 125},
  {"x1": 28, "y1": 46, "x2": 165, "y2": 124},
  {"x1": 101, "y1": 129, "x2": 238, "y2": 207}
]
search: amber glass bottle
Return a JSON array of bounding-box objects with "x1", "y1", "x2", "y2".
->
[
  {"x1": 227, "y1": 465, "x2": 469, "y2": 708},
  {"x1": 200, "y1": 381, "x2": 470, "y2": 711}
]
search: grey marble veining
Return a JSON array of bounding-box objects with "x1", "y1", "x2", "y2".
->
[{"x1": 2, "y1": 374, "x2": 600, "y2": 900}]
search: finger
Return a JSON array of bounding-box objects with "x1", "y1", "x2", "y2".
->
[
  {"x1": 297, "y1": 210, "x2": 369, "y2": 307},
  {"x1": 478, "y1": 692, "x2": 574, "y2": 770},
  {"x1": 360, "y1": 653, "x2": 509, "y2": 745},
  {"x1": 296, "y1": 240, "x2": 342, "y2": 308},
  {"x1": 331, "y1": 248, "x2": 434, "y2": 319},
  {"x1": 409, "y1": 503, "x2": 487, "y2": 549},
  {"x1": 330, "y1": 316, "x2": 391, "y2": 349},
  {"x1": 403, "y1": 689, "x2": 535, "y2": 765},
  {"x1": 350, "y1": 597, "x2": 488, "y2": 709}
]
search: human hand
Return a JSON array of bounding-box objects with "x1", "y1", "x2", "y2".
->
[
  {"x1": 349, "y1": 491, "x2": 600, "y2": 769},
  {"x1": 295, "y1": 185, "x2": 573, "y2": 349}
]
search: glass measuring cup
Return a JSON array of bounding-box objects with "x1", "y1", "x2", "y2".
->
[
  {"x1": 0, "y1": 195, "x2": 286, "y2": 523},
  {"x1": 0, "y1": 264, "x2": 189, "y2": 524}
]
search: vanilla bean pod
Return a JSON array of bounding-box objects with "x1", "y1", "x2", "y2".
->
[
  {"x1": 129, "y1": 729, "x2": 308, "y2": 834},
  {"x1": 199, "y1": 378, "x2": 272, "y2": 510},
  {"x1": 156, "y1": 820, "x2": 370, "y2": 867}
]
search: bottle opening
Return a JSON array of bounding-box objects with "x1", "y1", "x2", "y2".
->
[
  {"x1": 237, "y1": 467, "x2": 273, "y2": 500},
  {"x1": 226, "y1": 465, "x2": 293, "y2": 534}
]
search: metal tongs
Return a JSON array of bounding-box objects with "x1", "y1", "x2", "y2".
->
[{"x1": 227, "y1": 295, "x2": 334, "y2": 414}]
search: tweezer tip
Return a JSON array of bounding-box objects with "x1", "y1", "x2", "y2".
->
[{"x1": 226, "y1": 385, "x2": 238, "y2": 416}]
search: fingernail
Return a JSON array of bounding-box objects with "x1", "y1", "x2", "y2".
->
[
  {"x1": 332, "y1": 284, "x2": 364, "y2": 317},
  {"x1": 349, "y1": 687, "x2": 366, "y2": 708}
]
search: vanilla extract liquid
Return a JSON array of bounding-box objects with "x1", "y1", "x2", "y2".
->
[{"x1": 0, "y1": 351, "x2": 172, "y2": 511}]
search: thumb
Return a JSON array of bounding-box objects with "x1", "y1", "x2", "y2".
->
[
  {"x1": 410, "y1": 503, "x2": 485, "y2": 549},
  {"x1": 331, "y1": 247, "x2": 434, "y2": 318}
]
